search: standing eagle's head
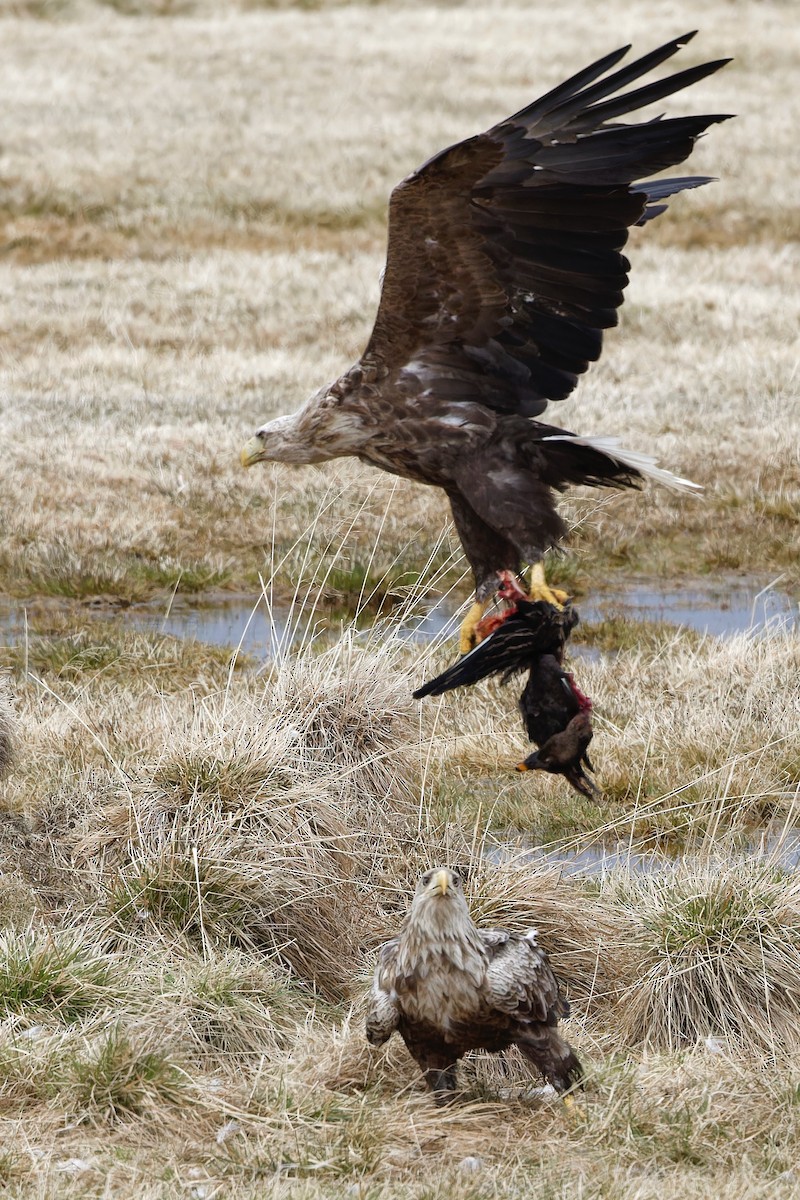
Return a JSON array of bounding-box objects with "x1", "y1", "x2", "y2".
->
[
  {"x1": 412, "y1": 866, "x2": 462, "y2": 904},
  {"x1": 407, "y1": 868, "x2": 472, "y2": 936},
  {"x1": 398, "y1": 867, "x2": 486, "y2": 980}
]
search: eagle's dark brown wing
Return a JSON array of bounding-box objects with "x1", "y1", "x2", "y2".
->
[{"x1": 362, "y1": 32, "x2": 730, "y2": 418}]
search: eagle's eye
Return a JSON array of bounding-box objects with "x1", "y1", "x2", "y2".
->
[
  {"x1": 421, "y1": 872, "x2": 433, "y2": 886},
  {"x1": 451, "y1": 873, "x2": 461, "y2": 888}
]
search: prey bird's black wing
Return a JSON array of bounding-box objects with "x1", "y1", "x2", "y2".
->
[{"x1": 413, "y1": 601, "x2": 576, "y2": 698}]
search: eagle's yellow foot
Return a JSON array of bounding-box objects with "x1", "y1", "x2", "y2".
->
[
  {"x1": 459, "y1": 600, "x2": 488, "y2": 655},
  {"x1": 527, "y1": 562, "x2": 570, "y2": 610},
  {"x1": 461, "y1": 571, "x2": 530, "y2": 652}
]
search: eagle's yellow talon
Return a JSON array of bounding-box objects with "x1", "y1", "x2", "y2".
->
[
  {"x1": 459, "y1": 601, "x2": 487, "y2": 654},
  {"x1": 527, "y1": 562, "x2": 569, "y2": 610}
]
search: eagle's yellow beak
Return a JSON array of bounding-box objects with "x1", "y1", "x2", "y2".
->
[
  {"x1": 240, "y1": 436, "x2": 265, "y2": 468},
  {"x1": 433, "y1": 869, "x2": 449, "y2": 895}
]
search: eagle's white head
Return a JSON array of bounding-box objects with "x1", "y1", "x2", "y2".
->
[
  {"x1": 407, "y1": 868, "x2": 473, "y2": 935},
  {"x1": 241, "y1": 411, "x2": 333, "y2": 466},
  {"x1": 240, "y1": 387, "x2": 370, "y2": 468},
  {"x1": 398, "y1": 867, "x2": 486, "y2": 980}
]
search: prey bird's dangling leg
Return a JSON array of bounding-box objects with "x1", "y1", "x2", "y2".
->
[{"x1": 527, "y1": 561, "x2": 570, "y2": 610}]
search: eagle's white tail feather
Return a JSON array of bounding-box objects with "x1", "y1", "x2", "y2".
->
[{"x1": 542, "y1": 435, "x2": 702, "y2": 493}]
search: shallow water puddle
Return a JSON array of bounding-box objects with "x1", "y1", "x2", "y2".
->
[
  {"x1": 579, "y1": 578, "x2": 797, "y2": 637},
  {"x1": 0, "y1": 577, "x2": 795, "y2": 656},
  {"x1": 491, "y1": 827, "x2": 800, "y2": 879},
  {"x1": 129, "y1": 595, "x2": 457, "y2": 655}
]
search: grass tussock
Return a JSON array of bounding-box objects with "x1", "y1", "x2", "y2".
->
[
  {"x1": 614, "y1": 862, "x2": 800, "y2": 1053},
  {"x1": 0, "y1": 929, "x2": 116, "y2": 1025},
  {"x1": 0, "y1": 673, "x2": 14, "y2": 780},
  {"x1": 65, "y1": 632, "x2": 432, "y2": 999},
  {"x1": 62, "y1": 1026, "x2": 187, "y2": 1124}
]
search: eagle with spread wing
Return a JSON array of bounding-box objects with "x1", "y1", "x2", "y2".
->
[
  {"x1": 366, "y1": 867, "x2": 581, "y2": 1104},
  {"x1": 242, "y1": 34, "x2": 730, "y2": 651}
]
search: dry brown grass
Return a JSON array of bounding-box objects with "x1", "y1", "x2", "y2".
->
[
  {"x1": 0, "y1": 0, "x2": 797, "y2": 605},
  {"x1": 427, "y1": 617, "x2": 800, "y2": 852},
  {"x1": 0, "y1": 580, "x2": 798, "y2": 1196},
  {"x1": 0, "y1": 1, "x2": 798, "y2": 1194}
]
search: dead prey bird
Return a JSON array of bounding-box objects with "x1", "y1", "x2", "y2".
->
[
  {"x1": 366, "y1": 867, "x2": 582, "y2": 1105},
  {"x1": 240, "y1": 35, "x2": 730, "y2": 654},
  {"x1": 517, "y1": 709, "x2": 596, "y2": 798},
  {"x1": 414, "y1": 596, "x2": 598, "y2": 796}
]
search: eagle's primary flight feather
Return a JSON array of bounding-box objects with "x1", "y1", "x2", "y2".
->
[{"x1": 242, "y1": 33, "x2": 729, "y2": 613}]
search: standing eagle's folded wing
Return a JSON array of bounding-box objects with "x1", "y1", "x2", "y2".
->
[
  {"x1": 361, "y1": 31, "x2": 731, "y2": 419},
  {"x1": 481, "y1": 929, "x2": 583, "y2": 1090},
  {"x1": 365, "y1": 938, "x2": 401, "y2": 1047},
  {"x1": 481, "y1": 929, "x2": 568, "y2": 1023}
]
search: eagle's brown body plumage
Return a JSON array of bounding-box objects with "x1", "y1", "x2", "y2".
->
[
  {"x1": 366, "y1": 868, "x2": 581, "y2": 1103},
  {"x1": 243, "y1": 34, "x2": 729, "y2": 605}
]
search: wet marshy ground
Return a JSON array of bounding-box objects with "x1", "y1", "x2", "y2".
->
[
  {"x1": 1, "y1": 574, "x2": 796, "y2": 878},
  {"x1": 1, "y1": 575, "x2": 795, "y2": 658},
  {"x1": 489, "y1": 825, "x2": 800, "y2": 880}
]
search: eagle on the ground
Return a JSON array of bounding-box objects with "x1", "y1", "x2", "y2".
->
[
  {"x1": 365, "y1": 867, "x2": 581, "y2": 1104},
  {"x1": 242, "y1": 34, "x2": 730, "y2": 650}
]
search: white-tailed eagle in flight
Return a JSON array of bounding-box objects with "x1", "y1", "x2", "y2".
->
[{"x1": 242, "y1": 33, "x2": 730, "y2": 650}]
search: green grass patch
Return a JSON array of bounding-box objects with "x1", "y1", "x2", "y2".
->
[
  {"x1": 0, "y1": 931, "x2": 116, "y2": 1024},
  {"x1": 179, "y1": 952, "x2": 312, "y2": 1060},
  {"x1": 64, "y1": 1026, "x2": 186, "y2": 1123},
  {"x1": 105, "y1": 852, "x2": 269, "y2": 953},
  {"x1": 4, "y1": 543, "x2": 231, "y2": 603},
  {"x1": 151, "y1": 752, "x2": 292, "y2": 810}
]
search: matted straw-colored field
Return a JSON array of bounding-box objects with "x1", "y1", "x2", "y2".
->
[{"x1": 1, "y1": 0, "x2": 799, "y2": 1196}]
